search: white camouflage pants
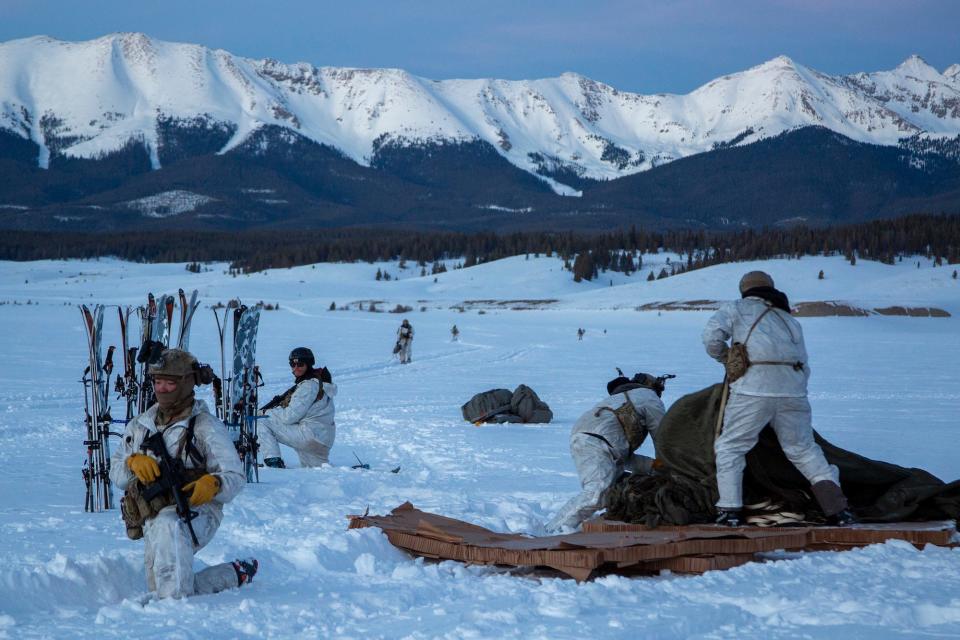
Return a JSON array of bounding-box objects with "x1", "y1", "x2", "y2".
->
[
  {"x1": 398, "y1": 341, "x2": 412, "y2": 364},
  {"x1": 259, "y1": 417, "x2": 331, "y2": 467},
  {"x1": 715, "y1": 393, "x2": 839, "y2": 509},
  {"x1": 142, "y1": 505, "x2": 237, "y2": 599},
  {"x1": 546, "y1": 433, "x2": 654, "y2": 533}
]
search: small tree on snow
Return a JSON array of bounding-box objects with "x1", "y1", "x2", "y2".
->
[
  {"x1": 818, "y1": 270, "x2": 824, "y2": 280},
  {"x1": 647, "y1": 271, "x2": 655, "y2": 281}
]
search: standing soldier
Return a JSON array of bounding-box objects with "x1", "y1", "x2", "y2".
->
[
  {"x1": 395, "y1": 319, "x2": 414, "y2": 364},
  {"x1": 259, "y1": 347, "x2": 337, "y2": 468},
  {"x1": 451, "y1": 324, "x2": 460, "y2": 342},
  {"x1": 111, "y1": 349, "x2": 257, "y2": 599},
  {"x1": 577, "y1": 328, "x2": 585, "y2": 341},
  {"x1": 703, "y1": 271, "x2": 855, "y2": 527}
]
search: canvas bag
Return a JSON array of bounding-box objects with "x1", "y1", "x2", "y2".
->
[
  {"x1": 461, "y1": 388, "x2": 513, "y2": 423},
  {"x1": 510, "y1": 384, "x2": 553, "y2": 423},
  {"x1": 596, "y1": 392, "x2": 647, "y2": 451},
  {"x1": 724, "y1": 306, "x2": 774, "y2": 383}
]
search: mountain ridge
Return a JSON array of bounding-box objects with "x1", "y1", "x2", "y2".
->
[{"x1": 2, "y1": 33, "x2": 959, "y2": 192}]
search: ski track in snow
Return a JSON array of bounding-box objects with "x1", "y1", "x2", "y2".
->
[{"x1": 0, "y1": 254, "x2": 958, "y2": 638}]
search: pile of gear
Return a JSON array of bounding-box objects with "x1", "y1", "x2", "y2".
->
[{"x1": 461, "y1": 384, "x2": 553, "y2": 424}]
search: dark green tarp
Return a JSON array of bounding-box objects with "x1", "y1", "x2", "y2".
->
[{"x1": 606, "y1": 383, "x2": 960, "y2": 526}]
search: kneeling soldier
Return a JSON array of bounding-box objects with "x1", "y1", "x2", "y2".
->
[
  {"x1": 259, "y1": 347, "x2": 337, "y2": 468},
  {"x1": 546, "y1": 371, "x2": 667, "y2": 533},
  {"x1": 111, "y1": 348, "x2": 257, "y2": 599}
]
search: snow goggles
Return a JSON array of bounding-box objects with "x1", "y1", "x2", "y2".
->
[{"x1": 289, "y1": 359, "x2": 307, "y2": 367}]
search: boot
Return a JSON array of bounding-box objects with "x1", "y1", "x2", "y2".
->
[
  {"x1": 811, "y1": 480, "x2": 850, "y2": 520},
  {"x1": 233, "y1": 558, "x2": 259, "y2": 587},
  {"x1": 827, "y1": 509, "x2": 857, "y2": 526},
  {"x1": 715, "y1": 509, "x2": 743, "y2": 527},
  {"x1": 264, "y1": 457, "x2": 285, "y2": 469}
]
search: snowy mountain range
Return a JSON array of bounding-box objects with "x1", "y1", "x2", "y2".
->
[{"x1": 1, "y1": 33, "x2": 960, "y2": 230}]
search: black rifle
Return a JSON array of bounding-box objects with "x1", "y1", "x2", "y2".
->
[
  {"x1": 260, "y1": 388, "x2": 294, "y2": 414},
  {"x1": 139, "y1": 430, "x2": 200, "y2": 546}
]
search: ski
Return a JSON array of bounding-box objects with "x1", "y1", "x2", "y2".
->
[
  {"x1": 137, "y1": 294, "x2": 159, "y2": 413},
  {"x1": 177, "y1": 289, "x2": 200, "y2": 351},
  {"x1": 213, "y1": 307, "x2": 230, "y2": 421},
  {"x1": 79, "y1": 304, "x2": 115, "y2": 511},
  {"x1": 177, "y1": 289, "x2": 188, "y2": 346},
  {"x1": 230, "y1": 304, "x2": 263, "y2": 483},
  {"x1": 116, "y1": 306, "x2": 139, "y2": 421}
]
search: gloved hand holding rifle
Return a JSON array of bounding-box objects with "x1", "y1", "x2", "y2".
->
[{"x1": 130, "y1": 431, "x2": 206, "y2": 546}]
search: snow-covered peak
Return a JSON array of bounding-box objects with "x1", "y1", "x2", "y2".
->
[
  {"x1": 895, "y1": 54, "x2": 943, "y2": 80},
  {"x1": 1, "y1": 33, "x2": 959, "y2": 190},
  {"x1": 944, "y1": 64, "x2": 960, "y2": 82},
  {"x1": 753, "y1": 54, "x2": 802, "y2": 72}
]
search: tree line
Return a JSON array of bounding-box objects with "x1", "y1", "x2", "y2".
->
[{"x1": 1, "y1": 213, "x2": 957, "y2": 274}]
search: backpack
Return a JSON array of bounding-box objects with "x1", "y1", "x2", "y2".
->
[
  {"x1": 510, "y1": 384, "x2": 553, "y2": 423},
  {"x1": 461, "y1": 388, "x2": 513, "y2": 423},
  {"x1": 596, "y1": 393, "x2": 647, "y2": 451}
]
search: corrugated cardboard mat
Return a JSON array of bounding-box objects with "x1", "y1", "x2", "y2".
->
[{"x1": 348, "y1": 502, "x2": 958, "y2": 581}]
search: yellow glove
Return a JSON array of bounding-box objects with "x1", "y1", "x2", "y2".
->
[
  {"x1": 126, "y1": 453, "x2": 160, "y2": 484},
  {"x1": 183, "y1": 474, "x2": 221, "y2": 507}
]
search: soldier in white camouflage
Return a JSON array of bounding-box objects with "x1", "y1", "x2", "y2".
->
[
  {"x1": 260, "y1": 347, "x2": 337, "y2": 468},
  {"x1": 110, "y1": 348, "x2": 257, "y2": 599},
  {"x1": 395, "y1": 319, "x2": 414, "y2": 364},
  {"x1": 546, "y1": 372, "x2": 666, "y2": 533},
  {"x1": 703, "y1": 271, "x2": 855, "y2": 527}
]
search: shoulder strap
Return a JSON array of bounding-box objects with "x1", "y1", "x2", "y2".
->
[
  {"x1": 742, "y1": 305, "x2": 805, "y2": 370},
  {"x1": 743, "y1": 305, "x2": 774, "y2": 347},
  {"x1": 594, "y1": 391, "x2": 641, "y2": 423},
  {"x1": 176, "y1": 415, "x2": 206, "y2": 468}
]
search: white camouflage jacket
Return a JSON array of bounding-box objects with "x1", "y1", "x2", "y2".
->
[
  {"x1": 110, "y1": 400, "x2": 245, "y2": 516},
  {"x1": 265, "y1": 378, "x2": 337, "y2": 448},
  {"x1": 571, "y1": 386, "x2": 666, "y2": 462},
  {"x1": 702, "y1": 296, "x2": 811, "y2": 397}
]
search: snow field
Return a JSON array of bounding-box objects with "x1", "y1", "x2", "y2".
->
[{"x1": 0, "y1": 254, "x2": 958, "y2": 638}]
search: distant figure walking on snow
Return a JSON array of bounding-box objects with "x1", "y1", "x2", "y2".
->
[
  {"x1": 703, "y1": 270, "x2": 855, "y2": 527},
  {"x1": 259, "y1": 347, "x2": 337, "y2": 468},
  {"x1": 577, "y1": 328, "x2": 585, "y2": 341},
  {"x1": 395, "y1": 319, "x2": 414, "y2": 364},
  {"x1": 451, "y1": 324, "x2": 460, "y2": 342}
]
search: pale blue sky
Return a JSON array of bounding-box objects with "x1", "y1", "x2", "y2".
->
[{"x1": 1, "y1": 0, "x2": 958, "y2": 94}]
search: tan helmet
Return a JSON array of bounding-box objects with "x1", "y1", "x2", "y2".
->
[
  {"x1": 148, "y1": 348, "x2": 198, "y2": 380},
  {"x1": 739, "y1": 270, "x2": 774, "y2": 294}
]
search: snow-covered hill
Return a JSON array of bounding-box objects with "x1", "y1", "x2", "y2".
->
[
  {"x1": 1, "y1": 33, "x2": 958, "y2": 191},
  {"x1": 0, "y1": 254, "x2": 958, "y2": 637}
]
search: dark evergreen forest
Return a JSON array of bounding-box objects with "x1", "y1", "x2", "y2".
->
[{"x1": 3, "y1": 213, "x2": 957, "y2": 278}]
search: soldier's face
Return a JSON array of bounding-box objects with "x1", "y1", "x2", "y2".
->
[
  {"x1": 290, "y1": 361, "x2": 307, "y2": 377},
  {"x1": 153, "y1": 377, "x2": 179, "y2": 394}
]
